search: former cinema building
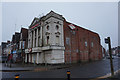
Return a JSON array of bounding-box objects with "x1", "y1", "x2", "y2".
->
[{"x1": 25, "y1": 11, "x2": 103, "y2": 64}]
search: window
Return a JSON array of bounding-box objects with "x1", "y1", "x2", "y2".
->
[
  {"x1": 47, "y1": 36, "x2": 49, "y2": 45},
  {"x1": 56, "y1": 25, "x2": 59, "y2": 30},
  {"x1": 91, "y1": 42, "x2": 94, "y2": 47},
  {"x1": 66, "y1": 37, "x2": 70, "y2": 45},
  {"x1": 85, "y1": 41, "x2": 87, "y2": 47},
  {"x1": 56, "y1": 36, "x2": 59, "y2": 44},
  {"x1": 47, "y1": 26, "x2": 49, "y2": 30},
  {"x1": 72, "y1": 31, "x2": 75, "y2": 35}
]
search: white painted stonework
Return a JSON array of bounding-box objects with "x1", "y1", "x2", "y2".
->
[{"x1": 25, "y1": 11, "x2": 65, "y2": 64}]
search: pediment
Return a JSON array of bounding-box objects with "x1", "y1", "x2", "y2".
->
[
  {"x1": 44, "y1": 11, "x2": 65, "y2": 21},
  {"x1": 30, "y1": 17, "x2": 39, "y2": 27}
]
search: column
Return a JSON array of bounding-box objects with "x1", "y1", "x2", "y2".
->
[
  {"x1": 36, "y1": 28, "x2": 38, "y2": 47},
  {"x1": 31, "y1": 31, "x2": 33, "y2": 48},
  {"x1": 36, "y1": 52, "x2": 39, "y2": 64},
  {"x1": 33, "y1": 30, "x2": 35, "y2": 48},
  {"x1": 28, "y1": 30, "x2": 30, "y2": 48},
  {"x1": 29, "y1": 54, "x2": 30, "y2": 63},
  {"x1": 40, "y1": 26, "x2": 42, "y2": 46},
  {"x1": 31, "y1": 31, "x2": 32, "y2": 48},
  {"x1": 25, "y1": 54, "x2": 27, "y2": 63}
]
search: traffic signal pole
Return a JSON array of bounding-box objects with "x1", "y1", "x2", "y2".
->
[
  {"x1": 107, "y1": 37, "x2": 114, "y2": 76},
  {"x1": 105, "y1": 37, "x2": 114, "y2": 76}
]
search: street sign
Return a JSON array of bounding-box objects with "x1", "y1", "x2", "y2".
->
[{"x1": 105, "y1": 38, "x2": 109, "y2": 44}]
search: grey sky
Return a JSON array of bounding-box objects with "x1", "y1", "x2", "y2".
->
[{"x1": 1, "y1": 2, "x2": 118, "y2": 48}]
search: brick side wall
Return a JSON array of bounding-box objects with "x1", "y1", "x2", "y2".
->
[{"x1": 64, "y1": 20, "x2": 102, "y2": 63}]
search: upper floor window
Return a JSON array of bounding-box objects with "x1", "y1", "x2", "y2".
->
[
  {"x1": 66, "y1": 37, "x2": 70, "y2": 45},
  {"x1": 47, "y1": 26, "x2": 49, "y2": 30},
  {"x1": 47, "y1": 36, "x2": 49, "y2": 45},
  {"x1": 85, "y1": 41, "x2": 87, "y2": 47},
  {"x1": 91, "y1": 42, "x2": 94, "y2": 47},
  {"x1": 56, "y1": 36, "x2": 59, "y2": 44},
  {"x1": 56, "y1": 25, "x2": 59, "y2": 30}
]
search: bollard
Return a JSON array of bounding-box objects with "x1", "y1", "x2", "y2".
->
[
  {"x1": 14, "y1": 74, "x2": 19, "y2": 80},
  {"x1": 67, "y1": 70, "x2": 70, "y2": 80}
]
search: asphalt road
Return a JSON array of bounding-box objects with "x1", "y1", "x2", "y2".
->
[{"x1": 1, "y1": 57, "x2": 120, "y2": 79}]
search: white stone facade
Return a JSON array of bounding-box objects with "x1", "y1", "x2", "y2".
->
[{"x1": 25, "y1": 11, "x2": 65, "y2": 64}]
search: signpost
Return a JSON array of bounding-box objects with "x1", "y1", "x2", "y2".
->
[{"x1": 105, "y1": 37, "x2": 114, "y2": 76}]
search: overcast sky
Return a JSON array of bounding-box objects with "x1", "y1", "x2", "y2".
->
[{"x1": 1, "y1": 2, "x2": 118, "y2": 48}]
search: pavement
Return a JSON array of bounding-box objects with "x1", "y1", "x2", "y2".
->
[
  {"x1": 91, "y1": 69, "x2": 120, "y2": 80},
  {"x1": 1, "y1": 62, "x2": 71, "y2": 72},
  {"x1": 1, "y1": 60, "x2": 108, "y2": 72}
]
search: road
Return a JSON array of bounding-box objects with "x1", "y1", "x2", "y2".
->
[{"x1": 1, "y1": 57, "x2": 120, "y2": 79}]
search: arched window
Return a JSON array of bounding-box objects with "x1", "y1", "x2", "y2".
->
[
  {"x1": 47, "y1": 36, "x2": 49, "y2": 45},
  {"x1": 47, "y1": 26, "x2": 49, "y2": 30},
  {"x1": 56, "y1": 25, "x2": 59, "y2": 30}
]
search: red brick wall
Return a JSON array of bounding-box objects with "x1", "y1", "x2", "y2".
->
[
  {"x1": 64, "y1": 21, "x2": 79, "y2": 63},
  {"x1": 64, "y1": 20, "x2": 102, "y2": 63}
]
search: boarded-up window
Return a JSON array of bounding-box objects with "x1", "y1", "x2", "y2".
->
[
  {"x1": 91, "y1": 42, "x2": 94, "y2": 47},
  {"x1": 56, "y1": 36, "x2": 59, "y2": 44},
  {"x1": 66, "y1": 37, "x2": 70, "y2": 45},
  {"x1": 72, "y1": 31, "x2": 75, "y2": 35},
  {"x1": 85, "y1": 41, "x2": 87, "y2": 47}
]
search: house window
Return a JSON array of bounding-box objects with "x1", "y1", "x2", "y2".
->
[
  {"x1": 47, "y1": 26, "x2": 49, "y2": 30},
  {"x1": 91, "y1": 42, "x2": 94, "y2": 47},
  {"x1": 56, "y1": 36, "x2": 59, "y2": 44},
  {"x1": 85, "y1": 41, "x2": 87, "y2": 47},
  {"x1": 47, "y1": 36, "x2": 49, "y2": 45},
  {"x1": 56, "y1": 25, "x2": 59, "y2": 30}
]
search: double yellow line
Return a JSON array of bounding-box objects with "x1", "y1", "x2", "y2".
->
[{"x1": 90, "y1": 69, "x2": 120, "y2": 80}]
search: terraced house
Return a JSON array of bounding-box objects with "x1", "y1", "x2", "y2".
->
[{"x1": 25, "y1": 11, "x2": 103, "y2": 64}]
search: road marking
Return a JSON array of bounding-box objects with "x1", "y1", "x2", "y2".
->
[{"x1": 90, "y1": 69, "x2": 120, "y2": 80}]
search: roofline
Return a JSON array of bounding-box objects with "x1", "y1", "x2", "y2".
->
[{"x1": 66, "y1": 21, "x2": 100, "y2": 37}]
